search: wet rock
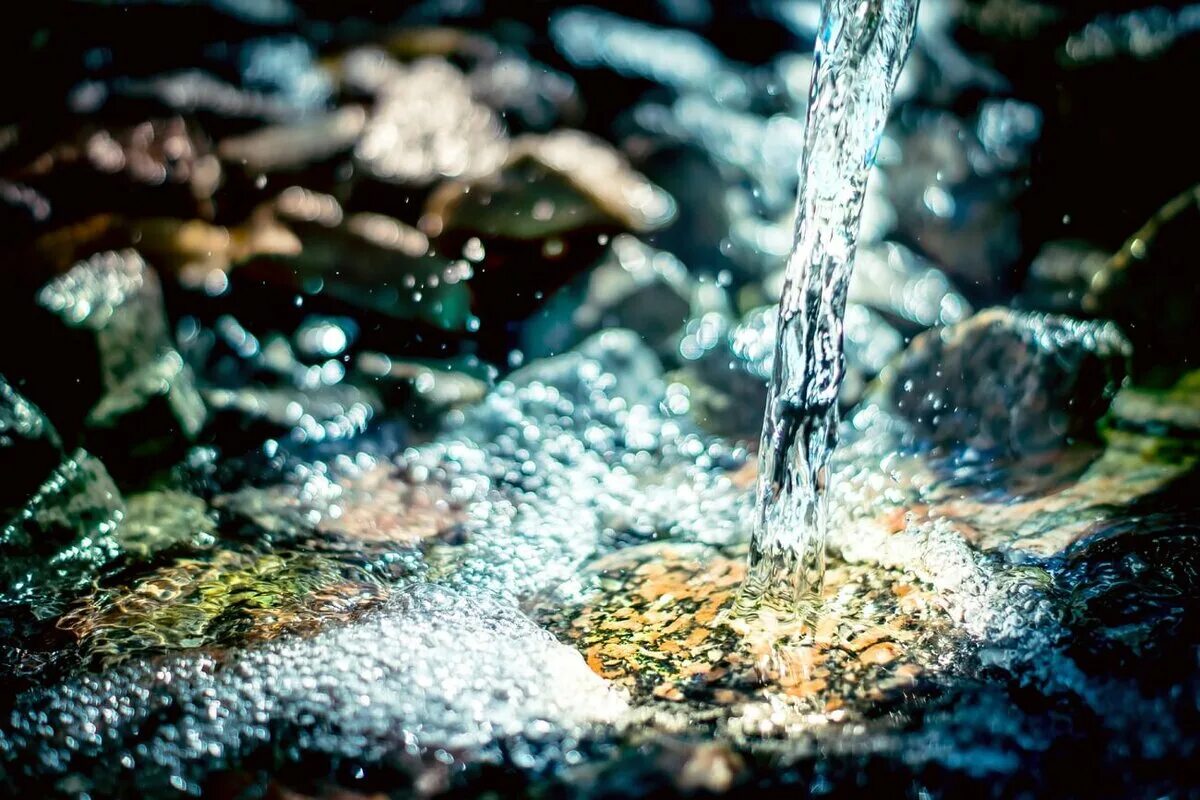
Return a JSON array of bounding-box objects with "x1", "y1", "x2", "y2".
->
[
  {"x1": 521, "y1": 234, "x2": 730, "y2": 362},
  {"x1": 57, "y1": 548, "x2": 388, "y2": 664},
  {"x1": 1107, "y1": 370, "x2": 1200, "y2": 447},
  {"x1": 115, "y1": 490, "x2": 217, "y2": 559},
  {"x1": 1059, "y1": 5, "x2": 1200, "y2": 67},
  {"x1": 396, "y1": 330, "x2": 751, "y2": 602},
  {"x1": 549, "y1": 7, "x2": 750, "y2": 108},
  {"x1": 426, "y1": 131, "x2": 675, "y2": 241},
  {"x1": 676, "y1": 301, "x2": 902, "y2": 438},
  {"x1": 84, "y1": 350, "x2": 208, "y2": 480},
  {"x1": 423, "y1": 132, "x2": 675, "y2": 327},
  {"x1": 203, "y1": 383, "x2": 378, "y2": 447},
  {"x1": 536, "y1": 541, "x2": 951, "y2": 726},
  {"x1": 1018, "y1": 240, "x2": 1109, "y2": 315},
  {"x1": 0, "y1": 449, "x2": 124, "y2": 612},
  {"x1": 1082, "y1": 184, "x2": 1200, "y2": 376},
  {"x1": 316, "y1": 461, "x2": 466, "y2": 548},
  {"x1": 352, "y1": 54, "x2": 508, "y2": 214},
  {"x1": 882, "y1": 106, "x2": 1031, "y2": 297},
  {"x1": 0, "y1": 376, "x2": 65, "y2": 515},
  {"x1": 506, "y1": 328, "x2": 665, "y2": 410},
  {"x1": 216, "y1": 106, "x2": 366, "y2": 199},
  {"x1": 233, "y1": 35, "x2": 332, "y2": 112},
  {"x1": 849, "y1": 241, "x2": 973, "y2": 331},
  {"x1": 237, "y1": 188, "x2": 474, "y2": 335},
  {"x1": 4, "y1": 583, "x2": 626, "y2": 795},
  {"x1": 18, "y1": 250, "x2": 173, "y2": 438},
  {"x1": 12, "y1": 118, "x2": 220, "y2": 224},
  {"x1": 876, "y1": 308, "x2": 1131, "y2": 456},
  {"x1": 629, "y1": 94, "x2": 805, "y2": 215},
  {"x1": 468, "y1": 54, "x2": 582, "y2": 132},
  {"x1": 355, "y1": 352, "x2": 490, "y2": 427},
  {"x1": 89, "y1": 71, "x2": 301, "y2": 136},
  {"x1": 0, "y1": 179, "x2": 51, "y2": 242}
]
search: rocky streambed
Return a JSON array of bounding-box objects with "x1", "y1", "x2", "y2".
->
[{"x1": 1, "y1": 1, "x2": 1199, "y2": 797}]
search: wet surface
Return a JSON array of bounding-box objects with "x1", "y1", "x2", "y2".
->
[{"x1": 0, "y1": 1, "x2": 1199, "y2": 797}]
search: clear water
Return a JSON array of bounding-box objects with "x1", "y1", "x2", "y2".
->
[{"x1": 739, "y1": 0, "x2": 920, "y2": 618}]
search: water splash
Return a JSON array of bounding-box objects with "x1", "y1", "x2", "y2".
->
[{"x1": 739, "y1": 0, "x2": 919, "y2": 618}]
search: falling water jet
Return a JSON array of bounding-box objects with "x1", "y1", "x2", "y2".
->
[{"x1": 736, "y1": 0, "x2": 920, "y2": 620}]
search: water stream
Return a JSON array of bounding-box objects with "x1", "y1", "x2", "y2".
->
[{"x1": 738, "y1": 0, "x2": 920, "y2": 618}]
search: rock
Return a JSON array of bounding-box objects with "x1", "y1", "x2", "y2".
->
[
  {"x1": 57, "y1": 547, "x2": 388, "y2": 664},
  {"x1": 0, "y1": 449, "x2": 125, "y2": 612},
  {"x1": 1083, "y1": 184, "x2": 1200, "y2": 376},
  {"x1": 882, "y1": 107, "x2": 1029, "y2": 297},
  {"x1": 6, "y1": 583, "x2": 626, "y2": 795},
  {"x1": 236, "y1": 188, "x2": 474, "y2": 335},
  {"x1": 1018, "y1": 240, "x2": 1109, "y2": 315},
  {"x1": 1058, "y1": 5, "x2": 1200, "y2": 67},
  {"x1": 203, "y1": 383, "x2": 377, "y2": 447},
  {"x1": 506, "y1": 328, "x2": 665, "y2": 410},
  {"x1": 423, "y1": 132, "x2": 675, "y2": 328},
  {"x1": 354, "y1": 352, "x2": 490, "y2": 427},
  {"x1": 84, "y1": 350, "x2": 208, "y2": 479},
  {"x1": 12, "y1": 118, "x2": 220, "y2": 224},
  {"x1": 521, "y1": 234, "x2": 730, "y2": 362},
  {"x1": 0, "y1": 375, "x2": 65, "y2": 516},
  {"x1": 352, "y1": 54, "x2": 508, "y2": 212},
  {"x1": 83, "y1": 71, "x2": 301, "y2": 138},
  {"x1": 875, "y1": 308, "x2": 1131, "y2": 457},
  {"x1": 18, "y1": 250, "x2": 173, "y2": 438},
  {"x1": 115, "y1": 490, "x2": 217, "y2": 559},
  {"x1": 849, "y1": 241, "x2": 973, "y2": 331},
  {"x1": 535, "y1": 541, "x2": 951, "y2": 724},
  {"x1": 468, "y1": 54, "x2": 582, "y2": 132},
  {"x1": 549, "y1": 7, "x2": 749, "y2": 106},
  {"x1": 426, "y1": 131, "x2": 675, "y2": 241},
  {"x1": 0, "y1": 180, "x2": 51, "y2": 243},
  {"x1": 675, "y1": 301, "x2": 901, "y2": 438},
  {"x1": 315, "y1": 461, "x2": 466, "y2": 547},
  {"x1": 1107, "y1": 370, "x2": 1200, "y2": 447},
  {"x1": 215, "y1": 106, "x2": 366, "y2": 200},
  {"x1": 233, "y1": 35, "x2": 332, "y2": 113},
  {"x1": 628, "y1": 93, "x2": 805, "y2": 215}
]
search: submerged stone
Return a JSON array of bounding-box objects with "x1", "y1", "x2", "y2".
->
[
  {"x1": 425, "y1": 131, "x2": 675, "y2": 241},
  {"x1": 537, "y1": 542, "x2": 949, "y2": 726},
  {"x1": 3, "y1": 584, "x2": 626, "y2": 795},
  {"x1": 876, "y1": 308, "x2": 1131, "y2": 456},
  {"x1": 115, "y1": 490, "x2": 217, "y2": 559},
  {"x1": 468, "y1": 54, "x2": 582, "y2": 132},
  {"x1": 57, "y1": 548, "x2": 388, "y2": 663}
]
